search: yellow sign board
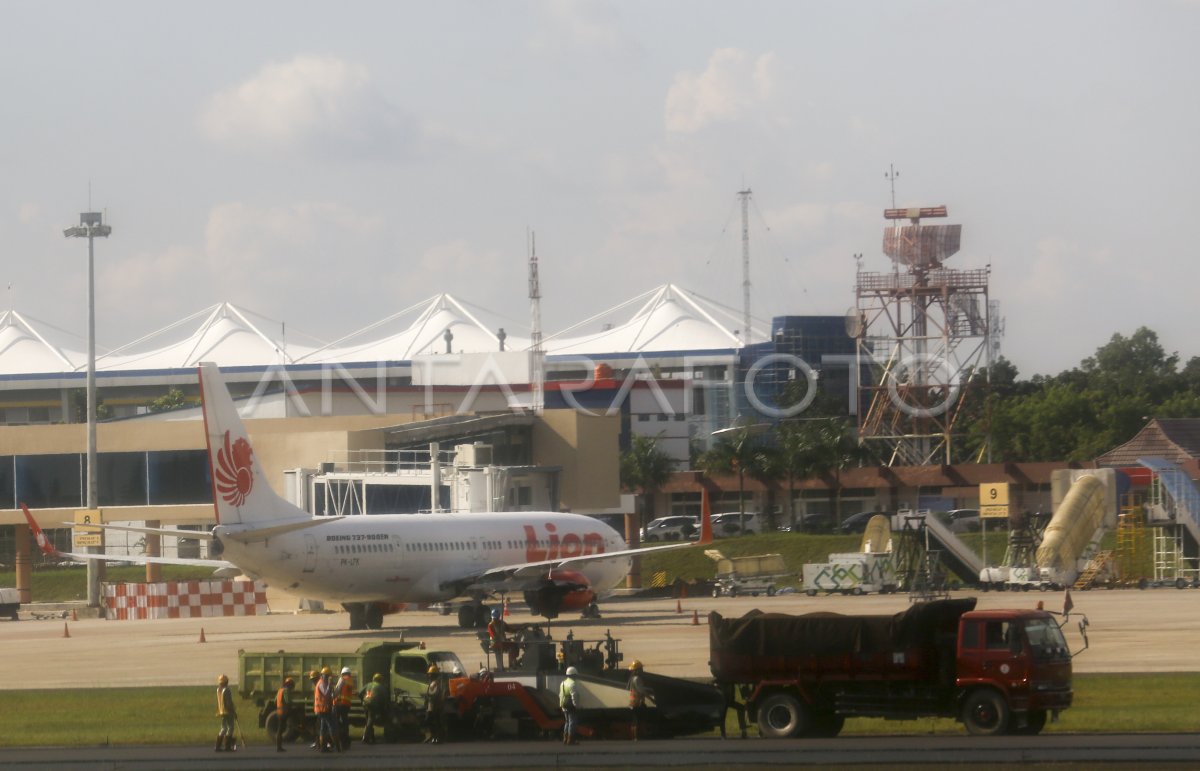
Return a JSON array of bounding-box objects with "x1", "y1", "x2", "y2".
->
[
  {"x1": 73, "y1": 509, "x2": 104, "y2": 548},
  {"x1": 979, "y1": 483, "x2": 1010, "y2": 519}
]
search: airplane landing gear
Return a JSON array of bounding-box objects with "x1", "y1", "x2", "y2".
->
[
  {"x1": 457, "y1": 602, "x2": 491, "y2": 629},
  {"x1": 581, "y1": 601, "x2": 601, "y2": 619},
  {"x1": 344, "y1": 602, "x2": 386, "y2": 631}
]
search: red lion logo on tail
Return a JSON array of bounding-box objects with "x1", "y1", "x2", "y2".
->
[{"x1": 215, "y1": 430, "x2": 254, "y2": 506}]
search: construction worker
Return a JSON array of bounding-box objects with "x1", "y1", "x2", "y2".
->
[
  {"x1": 424, "y1": 664, "x2": 447, "y2": 744},
  {"x1": 359, "y1": 673, "x2": 387, "y2": 744},
  {"x1": 718, "y1": 681, "x2": 748, "y2": 739},
  {"x1": 559, "y1": 665, "x2": 580, "y2": 745},
  {"x1": 627, "y1": 660, "x2": 654, "y2": 741},
  {"x1": 487, "y1": 608, "x2": 514, "y2": 670},
  {"x1": 274, "y1": 677, "x2": 295, "y2": 752},
  {"x1": 334, "y1": 666, "x2": 356, "y2": 751},
  {"x1": 215, "y1": 674, "x2": 238, "y2": 752},
  {"x1": 314, "y1": 666, "x2": 336, "y2": 753}
]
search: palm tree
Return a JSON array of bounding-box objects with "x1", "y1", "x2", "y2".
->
[
  {"x1": 697, "y1": 424, "x2": 766, "y2": 518},
  {"x1": 619, "y1": 435, "x2": 675, "y2": 533}
]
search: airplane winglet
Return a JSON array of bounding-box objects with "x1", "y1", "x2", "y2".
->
[
  {"x1": 697, "y1": 490, "x2": 714, "y2": 545},
  {"x1": 20, "y1": 503, "x2": 60, "y2": 557}
]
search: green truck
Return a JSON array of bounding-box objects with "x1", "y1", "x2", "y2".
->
[{"x1": 238, "y1": 641, "x2": 465, "y2": 743}]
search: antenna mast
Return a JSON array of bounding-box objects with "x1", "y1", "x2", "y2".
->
[
  {"x1": 738, "y1": 188, "x2": 752, "y2": 346},
  {"x1": 528, "y1": 230, "x2": 544, "y2": 415}
]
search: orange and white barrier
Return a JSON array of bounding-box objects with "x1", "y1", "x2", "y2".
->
[{"x1": 103, "y1": 580, "x2": 268, "y2": 620}]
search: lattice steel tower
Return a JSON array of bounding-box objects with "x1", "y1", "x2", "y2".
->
[{"x1": 851, "y1": 206, "x2": 994, "y2": 465}]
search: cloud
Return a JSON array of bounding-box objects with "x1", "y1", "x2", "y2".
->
[
  {"x1": 200, "y1": 55, "x2": 410, "y2": 158},
  {"x1": 532, "y1": 0, "x2": 626, "y2": 53},
  {"x1": 664, "y1": 49, "x2": 780, "y2": 133},
  {"x1": 18, "y1": 203, "x2": 39, "y2": 224}
]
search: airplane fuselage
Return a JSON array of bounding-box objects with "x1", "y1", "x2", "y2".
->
[{"x1": 216, "y1": 511, "x2": 630, "y2": 604}]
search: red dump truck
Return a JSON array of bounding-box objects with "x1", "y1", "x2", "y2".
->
[{"x1": 710, "y1": 598, "x2": 1074, "y2": 738}]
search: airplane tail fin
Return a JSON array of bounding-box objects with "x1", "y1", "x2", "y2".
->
[
  {"x1": 20, "y1": 503, "x2": 60, "y2": 557},
  {"x1": 198, "y1": 362, "x2": 310, "y2": 528}
]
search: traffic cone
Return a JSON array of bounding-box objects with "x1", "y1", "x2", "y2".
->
[
  {"x1": 71, "y1": 609, "x2": 78, "y2": 622},
  {"x1": 692, "y1": 610, "x2": 699, "y2": 626},
  {"x1": 503, "y1": 598, "x2": 510, "y2": 618},
  {"x1": 199, "y1": 628, "x2": 207, "y2": 643},
  {"x1": 676, "y1": 599, "x2": 682, "y2": 614},
  {"x1": 63, "y1": 622, "x2": 70, "y2": 638}
]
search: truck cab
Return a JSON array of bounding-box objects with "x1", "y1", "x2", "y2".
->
[{"x1": 956, "y1": 609, "x2": 1073, "y2": 735}]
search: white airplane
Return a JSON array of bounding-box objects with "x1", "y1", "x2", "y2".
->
[{"x1": 23, "y1": 362, "x2": 711, "y2": 630}]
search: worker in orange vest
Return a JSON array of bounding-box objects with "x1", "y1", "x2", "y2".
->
[
  {"x1": 334, "y1": 666, "x2": 356, "y2": 751},
  {"x1": 313, "y1": 667, "x2": 336, "y2": 753},
  {"x1": 274, "y1": 677, "x2": 295, "y2": 752},
  {"x1": 215, "y1": 674, "x2": 238, "y2": 752}
]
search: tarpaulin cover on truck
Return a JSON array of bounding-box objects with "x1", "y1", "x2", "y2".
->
[{"x1": 709, "y1": 598, "x2": 976, "y2": 658}]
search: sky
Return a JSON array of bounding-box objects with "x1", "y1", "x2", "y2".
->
[{"x1": 2, "y1": 1, "x2": 1197, "y2": 378}]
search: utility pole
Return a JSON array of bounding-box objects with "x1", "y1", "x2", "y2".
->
[
  {"x1": 64, "y1": 211, "x2": 111, "y2": 608},
  {"x1": 885, "y1": 164, "x2": 900, "y2": 208},
  {"x1": 738, "y1": 188, "x2": 752, "y2": 346},
  {"x1": 528, "y1": 230, "x2": 544, "y2": 415}
]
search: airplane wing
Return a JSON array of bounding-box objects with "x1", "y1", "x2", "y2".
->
[
  {"x1": 22, "y1": 504, "x2": 235, "y2": 571},
  {"x1": 464, "y1": 496, "x2": 715, "y2": 592},
  {"x1": 59, "y1": 522, "x2": 215, "y2": 541}
]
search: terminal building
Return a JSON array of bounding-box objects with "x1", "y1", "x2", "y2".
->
[{"x1": 0, "y1": 286, "x2": 865, "y2": 569}]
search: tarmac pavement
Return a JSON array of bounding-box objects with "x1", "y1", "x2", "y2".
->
[{"x1": 2, "y1": 586, "x2": 1198, "y2": 690}]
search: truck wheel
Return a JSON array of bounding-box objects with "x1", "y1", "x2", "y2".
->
[
  {"x1": 962, "y1": 688, "x2": 1009, "y2": 736},
  {"x1": 851, "y1": 587, "x2": 863, "y2": 596},
  {"x1": 265, "y1": 712, "x2": 289, "y2": 742},
  {"x1": 757, "y1": 693, "x2": 807, "y2": 738},
  {"x1": 1013, "y1": 709, "x2": 1047, "y2": 735},
  {"x1": 1176, "y1": 577, "x2": 1187, "y2": 590},
  {"x1": 767, "y1": 586, "x2": 776, "y2": 597},
  {"x1": 712, "y1": 587, "x2": 721, "y2": 598},
  {"x1": 805, "y1": 589, "x2": 817, "y2": 597}
]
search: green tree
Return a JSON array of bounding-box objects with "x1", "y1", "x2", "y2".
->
[
  {"x1": 149, "y1": 388, "x2": 189, "y2": 413},
  {"x1": 619, "y1": 435, "x2": 675, "y2": 532},
  {"x1": 696, "y1": 424, "x2": 766, "y2": 518}
]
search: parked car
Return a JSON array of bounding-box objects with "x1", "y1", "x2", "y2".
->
[
  {"x1": 640, "y1": 515, "x2": 700, "y2": 542},
  {"x1": 943, "y1": 508, "x2": 981, "y2": 533},
  {"x1": 710, "y1": 512, "x2": 761, "y2": 537},
  {"x1": 838, "y1": 511, "x2": 885, "y2": 534},
  {"x1": 785, "y1": 512, "x2": 834, "y2": 533}
]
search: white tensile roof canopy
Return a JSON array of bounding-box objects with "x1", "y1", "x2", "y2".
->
[
  {"x1": 544, "y1": 284, "x2": 750, "y2": 356},
  {"x1": 0, "y1": 310, "x2": 81, "y2": 375},
  {"x1": 298, "y1": 294, "x2": 522, "y2": 363},
  {"x1": 95, "y1": 302, "x2": 307, "y2": 371},
  {"x1": 0, "y1": 285, "x2": 762, "y2": 376}
]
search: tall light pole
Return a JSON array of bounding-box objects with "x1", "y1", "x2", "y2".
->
[{"x1": 64, "y1": 211, "x2": 110, "y2": 608}]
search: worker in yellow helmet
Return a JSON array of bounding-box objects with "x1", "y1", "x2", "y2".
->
[
  {"x1": 627, "y1": 660, "x2": 654, "y2": 741},
  {"x1": 359, "y1": 673, "x2": 387, "y2": 744},
  {"x1": 215, "y1": 674, "x2": 238, "y2": 752}
]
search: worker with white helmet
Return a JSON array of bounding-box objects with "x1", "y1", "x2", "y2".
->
[
  {"x1": 559, "y1": 666, "x2": 580, "y2": 745},
  {"x1": 334, "y1": 666, "x2": 356, "y2": 751},
  {"x1": 215, "y1": 674, "x2": 238, "y2": 752}
]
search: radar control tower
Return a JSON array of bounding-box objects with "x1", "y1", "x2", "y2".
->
[{"x1": 850, "y1": 206, "x2": 999, "y2": 465}]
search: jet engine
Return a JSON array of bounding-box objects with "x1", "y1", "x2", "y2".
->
[{"x1": 523, "y1": 569, "x2": 595, "y2": 620}]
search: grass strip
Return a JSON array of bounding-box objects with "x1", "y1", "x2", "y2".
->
[{"x1": 1, "y1": 673, "x2": 1196, "y2": 747}]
